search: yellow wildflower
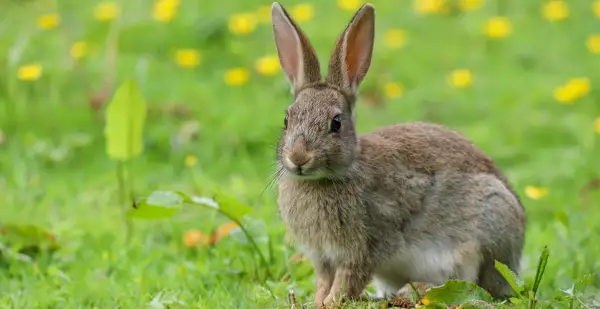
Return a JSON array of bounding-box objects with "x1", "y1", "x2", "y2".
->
[
  {"x1": 384, "y1": 82, "x2": 404, "y2": 99},
  {"x1": 228, "y1": 13, "x2": 257, "y2": 35},
  {"x1": 413, "y1": 0, "x2": 446, "y2": 15},
  {"x1": 383, "y1": 28, "x2": 407, "y2": 49},
  {"x1": 586, "y1": 35, "x2": 600, "y2": 54},
  {"x1": 524, "y1": 186, "x2": 548, "y2": 200},
  {"x1": 421, "y1": 298, "x2": 431, "y2": 306},
  {"x1": 553, "y1": 78, "x2": 591, "y2": 104},
  {"x1": 70, "y1": 41, "x2": 88, "y2": 60},
  {"x1": 17, "y1": 64, "x2": 43, "y2": 81},
  {"x1": 542, "y1": 0, "x2": 568, "y2": 22},
  {"x1": 448, "y1": 69, "x2": 473, "y2": 89},
  {"x1": 594, "y1": 117, "x2": 600, "y2": 135},
  {"x1": 255, "y1": 55, "x2": 280, "y2": 76},
  {"x1": 593, "y1": 0, "x2": 600, "y2": 19},
  {"x1": 256, "y1": 5, "x2": 271, "y2": 23},
  {"x1": 37, "y1": 13, "x2": 60, "y2": 30},
  {"x1": 458, "y1": 0, "x2": 484, "y2": 12},
  {"x1": 291, "y1": 3, "x2": 314, "y2": 23},
  {"x1": 174, "y1": 49, "x2": 201, "y2": 68},
  {"x1": 483, "y1": 17, "x2": 512, "y2": 39},
  {"x1": 153, "y1": 0, "x2": 180, "y2": 22},
  {"x1": 225, "y1": 68, "x2": 250, "y2": 86},
  {"x1": 184, "y1": 155, "x2": 197, "y2": 167},
  {"x1": 338, "y1": 0, "x2": 362, "y2": 11},
  {"x1": 94, "y1": 2, "x2": 120, "y2": 21}
]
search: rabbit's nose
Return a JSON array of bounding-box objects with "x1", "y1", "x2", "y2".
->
[{"x1": 288, "y1": 152, "x2": 312, "y2": 168}]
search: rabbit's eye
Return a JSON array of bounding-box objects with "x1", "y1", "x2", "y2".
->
[
  {"x1": 330, "y1": 114, "x2": 342, "y2": 133},
  {"x1": 284, "y1": 114, "x2": 289, "y2": 129}
]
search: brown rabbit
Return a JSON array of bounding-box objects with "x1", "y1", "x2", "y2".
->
[{"x1": 270, "y1": 2, "x2": 526, "y2": 308}]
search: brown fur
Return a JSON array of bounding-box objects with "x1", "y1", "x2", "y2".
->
[{"x1": 270, "y1": 3, "x2": 526, "y2": 308}]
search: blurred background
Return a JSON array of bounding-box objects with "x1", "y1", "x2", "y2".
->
[{"x1": 1, "y1": 0, "x2": 600, "y2": 308}]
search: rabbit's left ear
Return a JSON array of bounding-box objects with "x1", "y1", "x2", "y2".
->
[{"x1": 326, "y1": 3, "x2": 375, "y2": 94}]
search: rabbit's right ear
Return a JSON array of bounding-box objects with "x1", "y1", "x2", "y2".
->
[{"x1": 271, "y1": 2, "x2": 322, "y2": 95}]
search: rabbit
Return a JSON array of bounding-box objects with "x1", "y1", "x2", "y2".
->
[{"x1": 269, "y1": 2, "x2": 526, "y2": 308}]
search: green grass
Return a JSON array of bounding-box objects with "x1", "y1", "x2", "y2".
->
[{"x1": 1, "y1": 0, "x2": 600, "y2": 308}]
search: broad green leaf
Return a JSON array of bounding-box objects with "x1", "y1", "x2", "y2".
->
[
  {"x1": 0, "y1": 223, "x2": 58, "y2": 250},
  {"x1": 461, "y1": 299, "x2": 498, "y2": 309},
  {"x1": 127, "y1": 191, "x2": 184, "y2": 219},
  {"x1": 494, "y1": 260, "x2": 523, "y2": 295},
  {"x1": 104, "y1": 78, "x2": 147, "y2": 161},
  {"x1": 532, "y1": 246, "x2": 550, "y2": 294},
  {"x1": 423, "y1": 280, "x2": 493, "y2": 305},
  {"x1": 177, "y1": 190, "x2": 252, "y2": 221},
  {"x1": 422, "y1": 301, "x2": 448, "y2": 309}
]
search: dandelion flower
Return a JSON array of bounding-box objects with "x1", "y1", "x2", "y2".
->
[
  {"x1": 338, "y1": 0, "x2": 362, "y2": 11},
  {"x1": 413, "y1": 0, "x2": 447, "y2": 15},
  {"x1": 524, "y1": 186, "x2": 548, "y2": 200},
  {"x1": 483, "y1": 17, "x2": 512, "y2": 39},
  {"x1": 421, "y1": 298, "x2": 431, "y2": 306},
  {"x1": 448, "y1": 69, "x2": 473, "y2": 89},
  {"x1": 383, "y1": 28, "x2": 407, "y2": 49},
  {"x1": 594, "y1": 117, "x2": 600, "y2": 135},
  {"x1": 94, "y1": 2, "x2": 120, "y2": 21},
  {"x1": 153, "y1": 0, "x2": 180, "y2": 22},
  {"x1": 291, "y1": 3, "x2": 314, "y2": 23},
  {"x1": 586, "y1": 35, "x2": 600, "y2": 54},
  {"x1": 542, "y1": 0, "x2": 569, "y2": 22},
  {"x1": 384, "y1": 82, "x2": 404, "y2": 99},
  {"x1": 553, "y1": 77, "x2": 591, "y2": 104},
  {"x1": 228, "y1": 13, "x2": 258, "y2": 35},
  {"x1": 256, "y1": 5, "x2": 271, "y2": 23},
  {"x1": 255, "y1": 55, "x2": 280, "y2": 76},
  {"x1": 593, "y1": 0, "x2": 600, "y2": 19},
  {"x1": 37, "y1": 13, "x2": 60, "y2": 30},
  {"x1": 225, "y1": 68, "x2": 250, "y2": 86},
  {"x1": 17, "y1": 64, "x2": 43, "y2": 81},
  {"x1": 184, "y1": 154, "x2": 197, "y2": 167},
  {"x1": 70, "y1": 41, "x2": 88, "y2": 60},
  {"x1": 459, "y1": 0, "x2": 484, "y2": 12},
  {"x1": 174, "y1": 49, "x2": 201, "y2": 68}
]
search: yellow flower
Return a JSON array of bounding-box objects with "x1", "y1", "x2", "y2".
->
[
  {"x1": 291, "y1": 3, "x2": 314, "y2": 23},
  {"x1": 153, "y1": 0, "x2": 180, "y2": 22},
  {"x1": 94, "y1": 2, "x2": 120, "y2": 21},
  {"x1": 383, "y1": 28, "x2": 407, "y2": 49},
  {"x1": 255, "y1": 55, "x2": 280, "y2": 76},
  {"x1": 225, "y1": 68, "x2": 250, "y2": 86},
  {"x1": 421, "y1": 298, "x2": 431, "y2": 306},
  {"x1": 586, "y1": 35, "x2": 600, "y2": 54},
  {"x1": 483, "y1": 17, "x2": 512, "y2": 39},
  {"x1": 70, "y1": 41, "x2": 88, "y2": 60},
  {"x1": 594, "y1": 117, "x2": 600, "y2": 135},
  {"x1": 174, "y1": 49, "x2": 201, "y2": 68},
  {"x1": 256, "y1": 5, "x2": 271, "y2": 23},
  {"x1": 228, "y1": 13, "x2": 258, "y2": 35},
  {"x1": 413, "y1": 0, "x2": 447, "y2": 15},
  {"x1": 593, "y1": 0, "x2": 600, "y2": 19},
  {"x1": 553, "y1": 78, "x2": 591, "y2": 104},
  {"x1": 37, "y1": 13, "x2": 60, "y2": 30},
  {"x1": 524, "y1": 186, "x2": 548, "y2": 200},
  {"x1": 384, "y1": 82, "x2": 404, "y2": 99},
  {"x1": 542, "y1": 0, "x2": 568, "y2": 22},
  {"x1": 448, "y1": 69, "x2": 473, "y2": 89},
  {"x1": 17, "y1": 64, "x2": 43, "y2": 81},
  {"x1": 338, "y1": 0, "x2": 362, "y2": 11},
  {"x1": 458, "y1": 0, "x2": 484, "y2": 11},
  {"x1": 184, "y1": 155, "x2": 197, "y2": 167}
]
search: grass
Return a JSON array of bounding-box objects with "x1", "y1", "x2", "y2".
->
[{"x1": 1, "y1": 0, "x2": 600, "y2": 308}]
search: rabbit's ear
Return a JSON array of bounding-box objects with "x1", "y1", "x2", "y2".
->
[
  {"x1": 326, "y1": 3, "x2": 375, "y2": 94},
  {"x1": 271, "y1": 2, "x2": 322, "y2": 95}
]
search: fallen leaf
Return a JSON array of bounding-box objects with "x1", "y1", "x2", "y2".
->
[{"x1": 389, "y1": 296, "x2": 415, "y2": 308}]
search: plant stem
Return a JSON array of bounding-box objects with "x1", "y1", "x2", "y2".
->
[{"x1": 116, "y1": 161, "x2": 132, "y2": 243}]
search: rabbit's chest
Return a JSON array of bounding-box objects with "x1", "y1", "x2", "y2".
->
[{"x1": 278, "y1": 180, "x2": 367, "y2": 263}]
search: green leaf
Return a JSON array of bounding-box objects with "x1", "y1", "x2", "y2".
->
[
  {"x1": 494, "y1": 260, "x2": 523, "y2": 295},
  {"x1": 127, "y1": 191, "x2": 184, "y2": 219},
  {"x1": 423, "y1": 280, "x2": 493, "y2": 305},
  {"x1": 0, "y1": 223, "x2": 58, "y2": 250},
  {"x1": 532, "y1": 246, "x2": 550, "y2": 294},
  {"x1": 177, "y1": 190, "x2": 252, "y2": 221},
  {"x1": 422, "y1": 301, "x2": 448, "y2": 309},
  {"x1": 460, "y1": 299, "x2": 498, "y2": 309},
  {"x1": 104, "y1": 78, "x2": 147, "y2": 161}
]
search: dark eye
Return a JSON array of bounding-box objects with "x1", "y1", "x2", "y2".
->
[
  {"x1": 284, "y1": 114, "x2": 289, "y2": 129},
  {"x1": 330, "y1": 114, "x2": 341, "y2": 133}
]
